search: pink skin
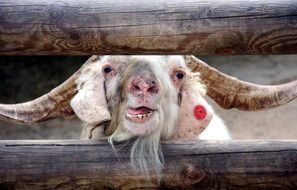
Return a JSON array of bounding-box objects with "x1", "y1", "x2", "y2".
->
[
  {"x1": 171, "y1": 85, "x2": 214, "y2": 139},
  {"x1": 127, "y1": 74, "x2": 159, "y2": 106},
  {"x1": 126, "y1": 73, "x2": 159, "y2": 124},
  {"x1": 102, "y1": 56, "x2": 212, "y2": 138},
  {"x1": 124, "y1": 59, "x2": 188, "y2": 136},
  {"x1": 124, "y1": 71, "x2": 162, "y2": 135}
]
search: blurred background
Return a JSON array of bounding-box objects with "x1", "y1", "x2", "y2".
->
[{"x1": 0, "y1": 55, "x2": 296, "y2": 139}]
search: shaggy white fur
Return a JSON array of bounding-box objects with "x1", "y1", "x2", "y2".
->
[
  {"x1": 75, "y1": 55, "x2": 231, "y2": 181},
  {"x1": 198, "y1": 115, "x2": 231, "y2": 140}
]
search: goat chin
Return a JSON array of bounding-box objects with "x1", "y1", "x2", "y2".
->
[{"x1": 198, "y1": 114, "x2": 231, "y2": 140}]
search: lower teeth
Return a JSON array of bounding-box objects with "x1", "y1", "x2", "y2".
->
[{"x1": 127, "y1": 113, "x2": 152, "y2": 119}]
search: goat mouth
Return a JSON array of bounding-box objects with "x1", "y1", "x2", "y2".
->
[{"x1": 125, "y1": 106, "x2": 155, "y2": 123}]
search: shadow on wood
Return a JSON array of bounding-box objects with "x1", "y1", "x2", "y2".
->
[{"x1": 0, "y1": 140, "x2": 296, "y2": 189}]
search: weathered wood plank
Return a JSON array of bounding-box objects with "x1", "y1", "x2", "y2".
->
[
  {"x1": 0, "y1": 140, "x2": 296, "y2": 189},
  {"x1": 0, "y1": 0, "x2": 297, "y2": 55}
]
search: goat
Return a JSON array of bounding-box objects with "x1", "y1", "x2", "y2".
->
[{"x1": 0, "y1": 55, "x2": 296, "y2": 179}]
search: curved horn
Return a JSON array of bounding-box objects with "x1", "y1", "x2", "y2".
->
[
  {"x1": 0, "y1": 55, "x2": 100, "y2": 124},
  {"x1": 186, "y1": 55, "x2": 297, "y2": 111}
]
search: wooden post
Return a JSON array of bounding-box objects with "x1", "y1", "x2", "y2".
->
[
  {"x1": 0, "y1": 140, "x2": 296, "y2": 189},
  {"x1": 1, "y1": 0, "x2": 297, "y2": 55}
]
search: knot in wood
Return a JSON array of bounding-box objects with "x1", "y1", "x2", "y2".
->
[
  {"x1": 182, "y1": 165, "x2": 205, "y2": 185},
  {"x1": 49, "y1": 8, "x2": 64, "y2": 19},
  {"x1": 69, "y1": 32, "x2": 80, "y2": 41}
]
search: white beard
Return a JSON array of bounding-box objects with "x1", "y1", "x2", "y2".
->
[{"x1": 108, "y1": 76, "x2": 180, "y2": 181}]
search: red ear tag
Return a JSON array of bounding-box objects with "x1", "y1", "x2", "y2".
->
[{"x1": 194, "y1": 105, "x2": 207, "y2": 120}]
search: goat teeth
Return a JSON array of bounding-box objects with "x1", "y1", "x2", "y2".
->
[{"x1": 126, "y1": 111, "x2": 154, "y2": 121}]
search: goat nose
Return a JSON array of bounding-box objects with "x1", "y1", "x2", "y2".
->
[{"x1": 130, "y1": 79, "x2": 159, "y2": 94}]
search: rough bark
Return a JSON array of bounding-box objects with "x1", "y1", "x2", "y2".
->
[
  {"x1": 1, "y1": 0, "x2": 297, "y2": 55},
  {"x1": 0, "y1": 140, "x2": 296, "y2": 189}
]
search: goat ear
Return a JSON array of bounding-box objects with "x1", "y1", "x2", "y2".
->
[
  {"x1": 172, "y1": 82, "x2": 214, "y2": 139},
  {"x1": 70, "y1": 62, "x2": 111, "y2": 125}
]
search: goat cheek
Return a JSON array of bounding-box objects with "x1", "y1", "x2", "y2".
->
[{"x1": 172, "y1": 86, "x2": 214, "y2": 139}]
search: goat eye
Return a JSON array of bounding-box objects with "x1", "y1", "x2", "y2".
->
[
  {"x1": 176, "y1": 71, "x2": 185, "y2": 80},
  {"x1": 103, "y1": 67, "x2": 113, "y2": 74}
]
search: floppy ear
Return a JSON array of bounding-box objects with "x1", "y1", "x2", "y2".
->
[
  {"x1": 172, "y1": 81, "x2": 214, "y2": 139},
  {"x1": 70, "y1": 61, "x2": 111, "y2": 125}
]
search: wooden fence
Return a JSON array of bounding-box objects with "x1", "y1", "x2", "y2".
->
[
  {"x1": 0, "y1": 0, "x2": 297, "y2": 55},
  {"x1": 0, "y1": 140, "x2": 296, "y2": 189},
  {"x1": 0, "y1": 0, "x2": 297, "y2": 189}
]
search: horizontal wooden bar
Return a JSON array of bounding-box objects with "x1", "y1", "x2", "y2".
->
[
  {"x1": 0, "y1": 140, "x2": 296, "y2": 189},
  {"x1": 0, "y1": 0, "x2": 297, "y2": 55}
]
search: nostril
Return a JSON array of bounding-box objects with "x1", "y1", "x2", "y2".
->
[
  {"x1": 134, "y1": 84, "x2": 141, "y2": 91},
  {"x1": 148, "y1": 86, "x2": 159, "y2": 94},
  {"x1": 129, "y1": 78, "x2": 159, "y2": 94}
]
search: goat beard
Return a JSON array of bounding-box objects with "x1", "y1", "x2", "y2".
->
[{"x1": 107, "y1": 91, "x2": 179, "y2": 181}]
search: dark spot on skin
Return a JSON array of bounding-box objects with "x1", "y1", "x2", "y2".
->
[{"x1": 178, "y1": 93, "x2": 182, "y2": 106}]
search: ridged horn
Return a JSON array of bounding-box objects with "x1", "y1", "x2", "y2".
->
[
  {"x1": 186, "y1": 55, "x2": 297, "y2": 111},
  {"x1": 0, "y1": 55, "x2": 100, "y2": 124}
]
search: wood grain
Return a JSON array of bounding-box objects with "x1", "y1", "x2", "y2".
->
[
  {"x1": 0, "y1": 140, "x2": 296, "y2": 189},
  {"x1": 0, "y1": 0, "x2": 297, "y2": 55}
]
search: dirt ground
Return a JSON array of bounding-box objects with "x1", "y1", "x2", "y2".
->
[{"x1": 0, "y1": 55, "x2": 296, "y2": 140}]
